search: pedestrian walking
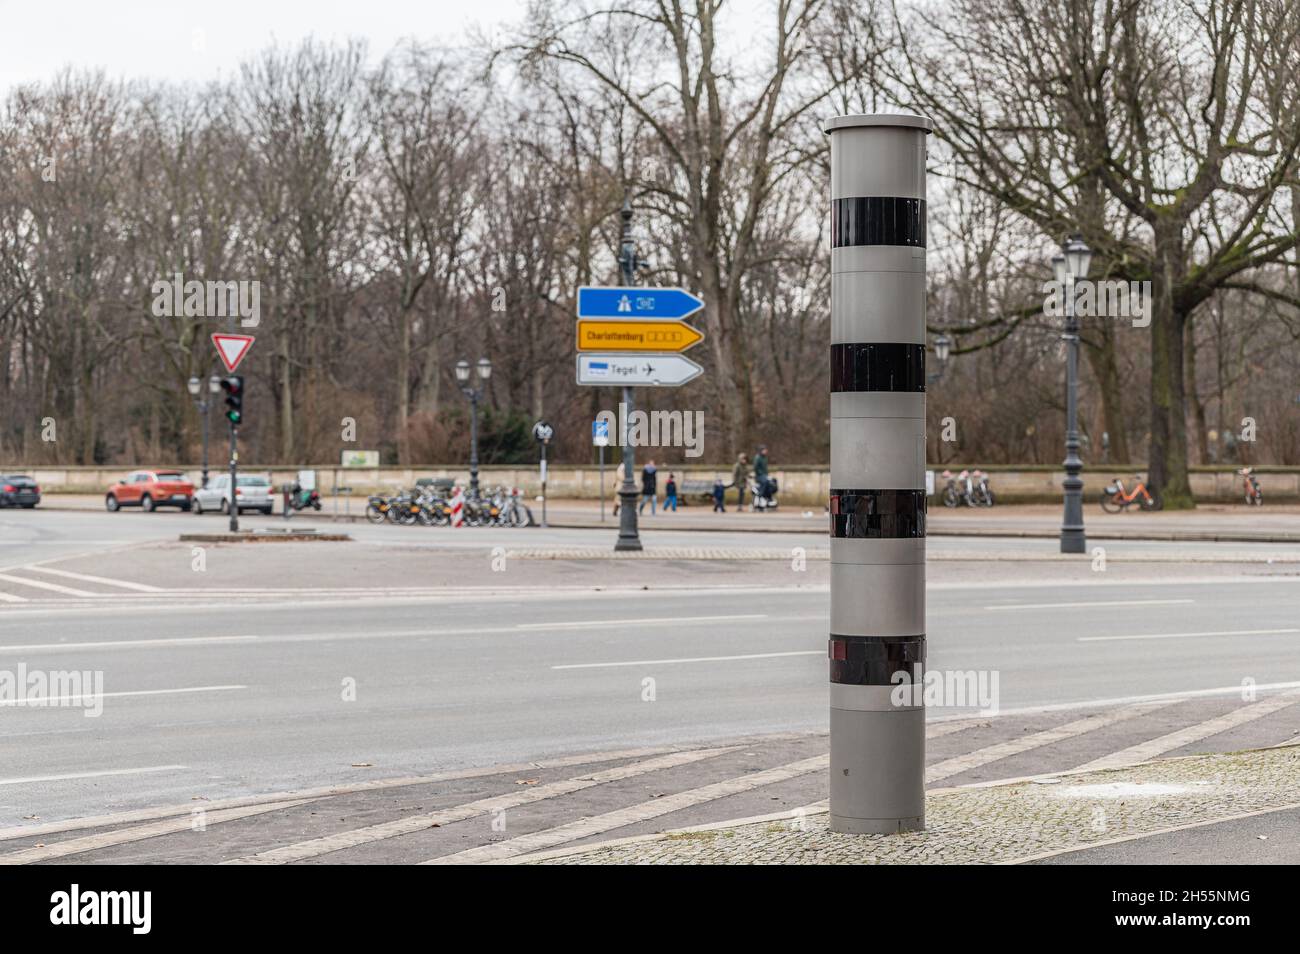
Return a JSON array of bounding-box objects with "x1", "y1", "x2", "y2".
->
[
  {"x1": 753, "y1": 444, "x2": 771, "y2": 500},
  {"x1": 712, "y1": 477, "x2": 726, "y2": 512},
  {"x1": 638, "y1": 459, "x2": 658, "y2": 515},
  {"x1": 664, "y1": 473, "x2": 678, "y2": 511},
  {"x1": 730, "y1": 453, "x2": 749, "y2": 511}
]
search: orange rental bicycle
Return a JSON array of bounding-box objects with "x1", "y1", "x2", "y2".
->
[{"x1": 1100, "y1": 474, "x2": 1159, "y2": 512}]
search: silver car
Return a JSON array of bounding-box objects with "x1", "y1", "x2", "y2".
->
[{"x1": 193, "y1": 474, "x2": 275, "y2": 515}]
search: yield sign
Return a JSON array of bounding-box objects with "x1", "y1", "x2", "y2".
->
[{"x1": 211, "y1": 333, "x2": 255, "y2": 372}]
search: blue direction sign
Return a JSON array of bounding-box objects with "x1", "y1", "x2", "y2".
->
[{"x1": 577, "y1": 286, "x2": 704, "y2": 320}]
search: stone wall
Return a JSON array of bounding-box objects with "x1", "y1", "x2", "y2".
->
[{"x1": 8, "y1": 462, "x2": 1297, "y2": 505}]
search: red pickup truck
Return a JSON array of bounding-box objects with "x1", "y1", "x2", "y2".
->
[{"x1": 105, "y1": 471, "x2": 195, "y2": 512}]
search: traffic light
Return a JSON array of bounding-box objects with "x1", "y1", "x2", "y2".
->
[{"x1": 221, "y1": 375, "x2": 244, "y2": 426}]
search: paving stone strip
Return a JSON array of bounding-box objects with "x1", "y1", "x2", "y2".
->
[{"x1": 518, "y1": 745, "x2": 1300, "y2": 864}]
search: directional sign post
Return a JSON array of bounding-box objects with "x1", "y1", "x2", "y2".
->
[
  {"x1": 576, "y1": 280, "x2": 707, "y2": 550},
  {"x1": 592, "y1": 420, "x2": 609, "y2": 522},
  {"x1": 576, "y1": 353, "x2": 704, "y2": 387}
]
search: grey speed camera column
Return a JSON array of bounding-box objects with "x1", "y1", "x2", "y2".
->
[{"x1": 824, "y1": 113, "x2": 932, "y2": 835}]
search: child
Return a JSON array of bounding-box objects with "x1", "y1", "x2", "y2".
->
[
  {"x1": 711, "y1": 477, "x2": 725, "y2": 513},
  {"x1": 664, "y1": 473, "x2": 678, "y2": 511}
]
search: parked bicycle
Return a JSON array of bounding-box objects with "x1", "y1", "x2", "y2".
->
[
  {"x1": 1239, "y1": 467, "x2": 1263, "y2": 506},
  {"x1": 1100, "y1": 474, "x2": 1159, "y2": 512},
  {"x1": 971, "y1": 469, "x2": 995, "y2": 507},
  {"x1": 364, "y1": 484, "x2": 532, "y2": 528},
  {"x1": 941, "y1": 468, "x2": 987, "y2": 508}
]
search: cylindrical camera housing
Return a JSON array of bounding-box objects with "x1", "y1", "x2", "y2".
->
[{"x1": 824, "y1": 113, "x2": 932, "y2": 834}]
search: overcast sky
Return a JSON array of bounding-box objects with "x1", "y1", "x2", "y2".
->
[{"x1": 0, "y1": 0, "x2": 532, "y2": 92}]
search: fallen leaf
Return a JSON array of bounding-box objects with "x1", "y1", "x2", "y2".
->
[{"x1": 515, "y1": 778, "x2": 540, "y2": 786}]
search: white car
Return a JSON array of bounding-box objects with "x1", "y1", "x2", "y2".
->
[{"x1": 193, "y1": 474, "x2": 275, "y2": 515}]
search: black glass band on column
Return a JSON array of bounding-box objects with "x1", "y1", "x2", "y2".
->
[
  {"x1": 830, "y1": 343, "x2": 926, "y2": 392},
  {"x1": 829, "y1": 489, "x2": 927, "y2": 538},
  {"x1": 831, "y1": 196, "x2": 926, "y2": 248},
  {"x1": 829, "y1": 634, "x2": 927, "y2": 685}
]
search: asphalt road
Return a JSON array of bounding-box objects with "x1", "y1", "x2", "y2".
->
[{"x1": 2, "y1": 506, "x2": 1299, "y2": 832}]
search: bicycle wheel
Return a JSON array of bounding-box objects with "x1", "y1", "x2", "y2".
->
[
  {"x1": 942, "y1": 487, "x2": 959, "y2": 508},
  {"x1": 1100, "y1": 491, "x2": 1122, "y2": 514}
]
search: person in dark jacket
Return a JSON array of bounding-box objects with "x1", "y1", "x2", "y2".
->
[
  {"x1": 638, "y1": 460, "x2": 658, "y2": 514},
  {"x1": 753, "y1": 445, "x2": 771, "y2": 499},
  {"x1": 730, "y1": 453, "x2": 748, "y2": 511},
  {"x1": 712, "y1": 477, "x2": 726, "y2": 512},
  {"x1": 664, "y1": 473, "x2": 678, "y2": 511}
]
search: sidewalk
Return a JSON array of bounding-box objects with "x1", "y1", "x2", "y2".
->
[
  {"x1": 516, "y1": 743, "x2": 1300, "y2": 865},
  {"x1": 32, "y1": 494, "x2": 1300, "y2": 543}
]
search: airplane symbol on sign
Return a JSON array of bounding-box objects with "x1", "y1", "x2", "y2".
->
[{"x1": 642, "y1": 362, "x2": 655, "y2": 375}]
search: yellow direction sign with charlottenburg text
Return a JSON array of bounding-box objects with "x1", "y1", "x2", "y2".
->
[{"x1": 575, "y1": 319, "x2": 704, "y2": 353}]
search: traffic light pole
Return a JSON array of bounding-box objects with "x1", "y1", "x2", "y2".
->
[{"x1": 229, "y1": 424, "x2": 239, "y2": 533}]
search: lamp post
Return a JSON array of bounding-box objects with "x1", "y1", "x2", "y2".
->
[
  {"x1": 930, "y1": 333, "x2": 951, "y2": 384},
  {"x1": 1053, "y1": 233, "x2": 1092, "y2": 554},
  {"x1": 614, "y1": 195, "x2": 648, "y2": 552},
  {"x1": 187, "y1": 374, "x2": 222, "y2": 488},
  {"x1": 456, "y1": 357, "x2": 492, "y2": 495}
]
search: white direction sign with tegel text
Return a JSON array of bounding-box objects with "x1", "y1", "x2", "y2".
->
[{"x1": 576, "y1": 352, "x2": 703, "y2": 387}]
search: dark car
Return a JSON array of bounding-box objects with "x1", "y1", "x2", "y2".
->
[{"x1": 0, "y1": 475, "x2": 41, "y2": 508}]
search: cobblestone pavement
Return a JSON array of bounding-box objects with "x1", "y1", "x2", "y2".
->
[
  {"x1": 4, "y1": 694, "x2": 1297, "y2": 864},
  {"x1": 522, "y1": 745, "x2": 1300, "y2": 864}
]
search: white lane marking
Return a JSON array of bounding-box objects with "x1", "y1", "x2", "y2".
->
[
  {"x1": 0, "y1": 765, "x2": 187, "y2": 787},
  {"x1": 951, "y1": 681, "x2": 1300, "y2": 719},
  {"x1": 552, "y1": 650, "x2": 823, "y2": 670},
  {"x1": 22, "y1": 566, "x2": 164, "y2": 592},
  {"x1": 924, "y1": 701, "x2": 1176, "y2": 783},
  {"x1": 0, "y1": 685, "x2": 245, "y2": 707},
  {"x1": 518, "y1": 614, "x2": 767, "y2": 630},
  {"x1": 1079, "y1": 628, "x2": 1300, "y2": 643},
  {"x1": 984, "y1": 599, "x2": 1194, "y2": 611},
  {"x1": 0, "y1": 591, "x2": 28, "y2": 603},
  {"x1": 222, "y1": 747, "x2": 740, "y2": 865},
  {"x1": 0, "y1": 636, "x2": 259, "y2": 654},
  {"x1": 1073, "y1": 689, "x2": 1300, "y2": 772},
  {"x1": 0, "y1": 573, "x2": 96, "y2": 597},
  {"x1": 0, "y1": 799, "x2": 319, "y2": 865},
  {"x1": 427, "y1": 754, "x2": 829, "y2": 865}
]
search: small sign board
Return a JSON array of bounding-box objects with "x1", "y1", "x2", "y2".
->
[
  {"x1": 212, "y1": 333, "x2": 255, "y2": 373},
  {"x1": 341, "y1": 450, "x2": 380, "y2": 468},
  {"x1": 576, "y1": 286, "x2": 703, "y2": 320},
  {"x1": 592, "y1": 420, "x2": 610, "y2": 447},
  {"x1": 576, "y1": 353, "x2": 703, "y2": 387},
  {"x1": 575, "y1": 319, "x2": 703, "y2": 354}
]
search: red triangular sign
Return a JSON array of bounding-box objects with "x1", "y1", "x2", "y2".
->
[{"x1": 212, "y1": 333, "x2": 255, "y2": 372}]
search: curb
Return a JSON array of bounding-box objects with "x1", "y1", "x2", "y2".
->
[
  {"x1": 177, "y1": 532, "x2": 352, "y2": 543},
  {"x1": 22, "y1": 501, "x2": 1300, "y2": 544}
]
